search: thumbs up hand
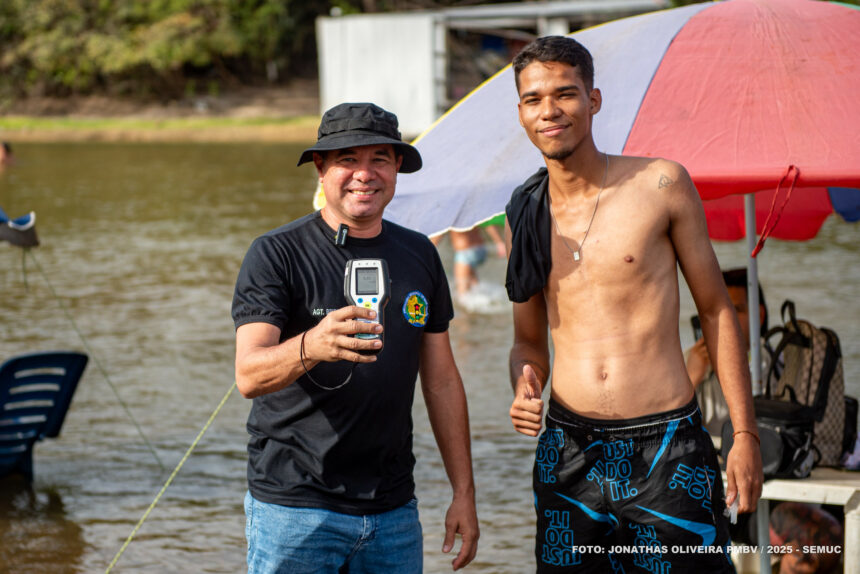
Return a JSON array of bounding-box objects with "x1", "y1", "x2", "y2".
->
[{"x1": 510, "y1": 364, "x2": 544, "y2": 436}]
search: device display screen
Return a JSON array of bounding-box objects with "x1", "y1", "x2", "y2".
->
[{"x1": 355, "y1": 268, "x2": 378, "y2": 295}]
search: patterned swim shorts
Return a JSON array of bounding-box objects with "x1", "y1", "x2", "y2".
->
[{"x1": 533, "y1": 397, "x2": 734, "y2": 573}]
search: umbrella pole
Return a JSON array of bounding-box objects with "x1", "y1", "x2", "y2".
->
[
  {"x1": 747, "y1": 197, "x2": 769, "y2": 574},
  {"x1": 745, "y1": 194, "x2": 762, "y2": 396}
]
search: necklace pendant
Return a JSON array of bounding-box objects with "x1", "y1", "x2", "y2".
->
[{"x1": 573, "y1": 251, "x2": 581, "y2": 261}]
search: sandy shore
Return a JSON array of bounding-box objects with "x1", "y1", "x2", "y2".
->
[{"x1": 1, "y1": 118, "x2": 320, "y2": 143}]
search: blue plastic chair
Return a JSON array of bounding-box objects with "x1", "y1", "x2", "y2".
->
[
  {"x1": 0, "y1": 351, "x2": 88, "y2": 480},
  {"x1": 0, "y1": 205, "x2": 39, "y2": 247}
]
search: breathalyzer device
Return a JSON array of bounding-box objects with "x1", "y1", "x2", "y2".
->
[{"x1": 344, "y1": 259, "x2": 390, "y2": 355}]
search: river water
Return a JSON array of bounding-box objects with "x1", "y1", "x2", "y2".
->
[{"x1": 0, "y1": 143, "x2": 857, "y2": 573}]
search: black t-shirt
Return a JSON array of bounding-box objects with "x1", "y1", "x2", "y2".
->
[{"x1": 232, "y1": 212, "x2": 453, "y2": 514}]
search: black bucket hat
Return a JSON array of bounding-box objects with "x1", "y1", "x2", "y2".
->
[{"x1": 297, "y1": 103, "x2": 422, "y2": 173}]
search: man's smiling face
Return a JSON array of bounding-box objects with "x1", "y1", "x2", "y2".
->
[
  {"x1": 517, "y1": 61, "x2": 601, "y2": 161},
  {"x1": 315, "y1": 144, "x2": 403, "y2": 230}
]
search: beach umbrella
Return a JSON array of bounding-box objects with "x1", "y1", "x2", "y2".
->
[
  {"x1": 387, "y1": 0, "x2": 860, "y2": 240},
  {"x1": 386, "y1": 0, "x2": 860, "y2": 401}
]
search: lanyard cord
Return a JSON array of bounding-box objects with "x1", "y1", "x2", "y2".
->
[
  {"x1": 300, "y1": 329, "x2": 357, "y2": 391},
  {"x1": 297, "y1": 229, "x2": 360, "y2": 391}
]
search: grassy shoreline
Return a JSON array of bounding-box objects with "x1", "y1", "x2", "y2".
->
[{"x1": 0, "y1": 114, "x2": 320, "y2": 143}]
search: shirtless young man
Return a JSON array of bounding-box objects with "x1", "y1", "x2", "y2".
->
[{"x1": 504, "y1": 37, "x2": 762, "y2": 572}]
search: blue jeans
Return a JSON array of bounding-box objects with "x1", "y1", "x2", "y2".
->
[{"x1": 244, "y1": 491, "x2": 423, "y2": 574}]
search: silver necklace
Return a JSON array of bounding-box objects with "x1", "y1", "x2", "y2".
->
[{"x1": 549, "y1": 153, "x2": 609, "y2": 262}]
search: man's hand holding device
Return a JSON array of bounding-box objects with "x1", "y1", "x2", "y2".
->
[
  {"x1": 301, "y1": 306, "x2": 384, "y2": 366},
  {"x1": 344, "y1": 259, "x2": 390, "y2": 356},
  {"x1": 301, "y1": 258, "x2": 390, "y2": 366}
]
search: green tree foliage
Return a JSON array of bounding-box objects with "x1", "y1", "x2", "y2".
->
[
  {"x1": 0, "y1": 0, "x2": 347, "y2": 98},
  {"x1": 7, "y1": 0, "x2": 851, "y2": 99}
]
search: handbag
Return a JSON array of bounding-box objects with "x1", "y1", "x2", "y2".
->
[
  {"x1": 721, "y1": 396, "x2": 816, "y2": 479},
  {"x1": 764, "y1": 300, "x2": 845, "y2": 466}
]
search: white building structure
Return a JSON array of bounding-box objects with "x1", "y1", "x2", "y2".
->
[{"x1": 316, "y1": 0, "x2": 669, "y2": 137}]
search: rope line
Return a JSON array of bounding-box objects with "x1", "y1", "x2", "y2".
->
[
  {"x1": 24, "y1": 249, "x2": 166, "y2": 471},
  {"x1": 16, "y1": 249, "x2": 239, "y2": 570},
  {"x1": 21, "y1": 248, "x2": 29, "y2": 289},
  {"x1": 104, "y1": 381, "x2": 237, "y2": 574}
]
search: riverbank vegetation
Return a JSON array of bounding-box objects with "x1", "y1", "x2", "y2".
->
[
  {"x1": 0, "y1": 0, "x2": 333, "y2": 101},
  {"x1": 0, "y1": 1, "x2": 527, "y2": 104},
  {"x1": 1, "y1": 0, "x2": 854, "y2": 106}
]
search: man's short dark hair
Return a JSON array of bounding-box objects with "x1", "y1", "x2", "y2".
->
[
  {"x1": 513, "y1": 36, "x2": 595, "y2": 92},
  {"x1": 1, "y1": 142, "x2": 11, "y2": 154}
]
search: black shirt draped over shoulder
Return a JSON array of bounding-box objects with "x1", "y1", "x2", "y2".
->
[{"x1": 505, "y1": 167, "x2": 552, "y2": 303}]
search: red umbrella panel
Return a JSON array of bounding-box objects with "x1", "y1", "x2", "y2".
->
[
  {"x1": 704, "y1": 187, "x2": 860, "y2": 241},
  {"x1": 621, "y1": 0, "x2": 860, "y2": 199}
]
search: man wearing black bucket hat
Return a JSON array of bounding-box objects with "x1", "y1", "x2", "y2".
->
[{"x1": 232, "y1": 103, "x2": 478, "y2": 573}]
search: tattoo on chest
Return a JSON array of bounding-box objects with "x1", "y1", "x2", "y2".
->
[{"x1": 658, "y1": 174, "x2": 675, "y2": 189}]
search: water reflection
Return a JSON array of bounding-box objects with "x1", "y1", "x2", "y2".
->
[{"x1": 0, "y1": 475, "x2": 86, "y2": 573}]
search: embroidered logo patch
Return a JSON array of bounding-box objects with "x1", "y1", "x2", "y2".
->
[{"x1": 402, "y1": 291, "x2": 428, "y2": 327}]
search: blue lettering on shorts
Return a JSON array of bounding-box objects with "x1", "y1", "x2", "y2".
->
[
  {"x1": 540, "y1": 508, "x2": 579, "y2": 567},
  {"x1": 536, "y1": 429, "x2": 564, "y2": 484},
  {"x1": 545, "y1": 494, "x2": 618, "y2": 568},
  {"x1": 602, "y1": 439, "x2": 638, "y2": 502},
  {"x1": 628, "y1": 522, "x2": 671, "y2": 574},
  {"x1": 586, "y1": 459, "x2": 606, "y2": 496},
  {"x1": 668, "y1": 463, "x2": 716, "y2": 512}
]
